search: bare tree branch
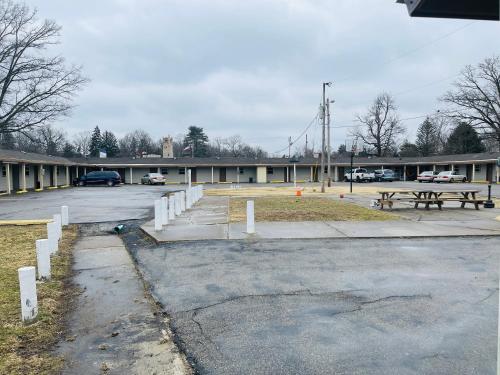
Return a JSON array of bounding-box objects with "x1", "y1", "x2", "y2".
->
[{"x1": 0, "y1": 1, "x2": 87, "y2": 135}]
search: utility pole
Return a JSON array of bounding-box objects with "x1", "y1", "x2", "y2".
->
[
  {"x1": 326, "y1": 99, "x2": 334, "y2": 187},
  {"x1": 320, "y1": 82, "x2": 332, "y2": 193},
  {"x1": 288, "y1": 136, "x2": 292, "y2": 158},
  {"x1": 305, "y1": 134, "x2": 308, "y2": 157}
]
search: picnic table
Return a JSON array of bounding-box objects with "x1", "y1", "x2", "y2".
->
[{"x1": 377, "y1": 189, "x2": 483, "y2": 210}]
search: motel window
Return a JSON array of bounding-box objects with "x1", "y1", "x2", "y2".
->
[
  {"x1": 474, "y1": 165, "x2": 481, "y2": 172},
  {"x1": 149, "y1": 168, "x2": 157, "y2": 173},
  {"x1": 56, "y1": 167, "x2": 59, "y2": 175},
  {"x1": 267, "y1": 167, "x2": 273, "y2": 175},
  {"x1": 161, "y1": 168, "x2": 169, "y2": 175},
  {"x1": 239, "y1": 168, "x2": 244, "y2": 174},
  {"x1": 179, "y1": 168, "x2": 185, "y2": 175},
  {"x1": 1, "y1": 166, "x2": 5, "y2": 177},
  {"x1": 324, "y1": 166, "x2": 328, "y2": 174},
  {"x1": 25, "y1": 167, "x2": 30, "y2": 176}
]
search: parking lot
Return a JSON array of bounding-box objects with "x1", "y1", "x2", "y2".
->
[
  {"x1": 126, "y1": 235, "x2": 499, "y2": 375},
  {"x1": 2, "y1": 182, "x2": 500, "y2": 374},
  {"x1": 0, "y1": 184, "x2": 181, "y2": 223}
]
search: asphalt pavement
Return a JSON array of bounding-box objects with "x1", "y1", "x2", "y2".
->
[
  {"x1": 126, "y1": 235, "x2": 500, "y2": 375},
  {"x1": 0, "y1": 185, "x2": 182, "y2": 223}
]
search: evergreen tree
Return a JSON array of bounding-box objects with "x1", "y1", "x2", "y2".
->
[
  {"x1": 183, "y1": 126, "x2": 209, "y2": 157},
  {"x1": 89, "y1": 126, "x2": 102, "y2": 157},
  {"x1": 101, "y1": 131, "x2": 120, "y2": 157},
  {"x1": 62, "y1": 142, "x2": 77, "y2": 157},
  {"x1": 444, "y1": 122, "x2": 485, "y2": 154},
  {"x1": 399, "y1": 141, "x2": 419, "y2": 157},
  {"x1": 415, "y1": 118, "x2": 439, "y2": 156}
]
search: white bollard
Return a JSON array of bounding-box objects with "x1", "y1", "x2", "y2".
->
[
  {"x1": 168, "y1": 195, "x2": 175, "y2": 220},
  {"x1": 36, "y1": 239, "x2": 51, "y2": 280},
  {"x1": 186, "y1": 189, "x2": 192, "y2": 209},
  {"x1": 161, "y1": 197, "x2": 169, "y2": 225},
  {"x1": 200, "y1": 184, "x2": 204, "y2": 198},
  {"x1": 61, "y1": 206, "x2": 69, "y2": 226},
  {"x1": 174, "y1": 192, "x2": 182, "y2": 216},
  {"x1": 247, "y1": 200, "x2": 255, "y2": 234},
  {"x1": 18, "y1": 266, "x2": 38, "y2": 323},
  {"x1": 53, "y1": 214, "x2": 62, "y2": 240},
  {"x1": 47, "y1": 222, "x2": 58, "y2": 254},
  {"x1": 154, "y1": 200, "x2": 162, "y2": 231},
  {"x1": 180, "y1": 191, "x2": 186, "y2": 212}
]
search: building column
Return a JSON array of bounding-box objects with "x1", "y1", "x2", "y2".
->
[
  {"x1": 184, "y1": 167, "x2": 188, "y2": 184},
  {"x1": 334, "y1": 166, "x2": 338, "y2": 182},
  {"x1": 66, "y1": 166, "x2": 70, "y2": 186},
  {"x1": 84, "y1": 167, "x2": 87, "y2": 175},
  {"x1": 403, "y1": 165, "x2": 407, "y2": 182},
  {"x1": 129, "y1": 167, "x2": 133, "y2": 184},
  {"x1": 39, "y1": 164, "x2": 44, "y2": 190},
  {"x1": 472, "y1": 164, "x2": 476, "y2": 182},
  {"x1": 211, "y1": 166, "x2": 214, "y2": 184},
  {"x1": 157, "y1": 167, "x2": 161, "y2": 174},
  {"x1": 496, "y1": 165, "x2": 499, "y2": 183},
  {"x1": 6, "y1": 163, "x2": 11, "y2": 194},
  {"x1": 76, "y1": 166, "x2": 79, "y2": 178},
  {"x1": 417, "y1": 165, "x2": 420, "y2": 175},
  {"x1": 100, "y1": 167, "x2": 104, "y2": 171},
  {"x1": 432, "y1": 165, "x2": 436, "y2": 172},
  {"x1": 53, "y1": 166, "x2": 58, "y2": 187},
  {"x1": 236, "y1": 167, "x2": 240, "y2": 183},
  {"x1": 21, "y1": 163, "x2": 27, "y2": 191},
  {"x1": 450, "y1": 164, "x2": 455, "y2": 172},
  {"x1": 310, "y1": 166, "x2": 313, "y2": 182}
]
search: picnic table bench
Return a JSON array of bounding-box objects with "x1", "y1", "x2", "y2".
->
[{"x1": 377, "y1": 189, "x2": 483, "y2": 210}]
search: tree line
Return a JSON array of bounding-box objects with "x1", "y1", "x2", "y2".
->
[
  {"x1": 0, "y1": 124, "x2": 269, "y2": 159},
  {"x1": 347, "y1": 56, "x2": 500, "y2": 157}
]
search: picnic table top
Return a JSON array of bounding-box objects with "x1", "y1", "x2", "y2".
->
[{"x1": 377, "y1": 189, "x2": 480, "y2": 195}]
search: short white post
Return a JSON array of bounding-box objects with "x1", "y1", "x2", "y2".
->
[
  {"x1": 161, "y1": 197, "x2": 169, "y2": 225},
  {"x1": 154, "y1": 200, "x2": 162, "y2": 231},
  {"x1": 18, "y1": 266, "x2": 38, "y2": 323},
  {"x1": 186, "y1": 189, "x2": 192, "y2": 209},
  {"x1": 61, "y1": 206, "x2": 69, "y2": 226},
  {"x1": 293, "y1": 164, "x2": 297, "y2": 188},
  {"x1": 36, "y1": 239, "x2": 51, "y2": 280},
  {"x1": 53, "y1": 214, "x2": 62, "y2": 240},
  {"x1": 200, "y1": 184, "x2": 204, "y2": 198},
  {"x1": 174, "y1": 192, "x2": 181, "y2": 216},
  {"x1": 246, "y1": 200, "x2": 255, "y2": 234},
  {"x1": 47, "y1": 222, "x2": 58, "y2": 254},
  {"x1": 168, "y1": 195, "x2": 175, "y2": 220},
  {"x1": 180, "y1": 191, "x2": 186, "y2": 212},
  {"x1": 188, "y1": 169, "x2": 192, "y2": 189}
]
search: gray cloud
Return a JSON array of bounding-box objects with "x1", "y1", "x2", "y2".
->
[{"x1": 27, "y1": 0, "x2": 500, "y2": 153}]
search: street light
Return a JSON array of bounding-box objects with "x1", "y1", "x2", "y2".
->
[{"x1": 321, "y1": 82, "x2": 332, "y2": 193}]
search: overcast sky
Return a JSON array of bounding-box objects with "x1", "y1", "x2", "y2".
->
[{"x1": 26, "y1": 0, "x2": 500, "y2": 155}]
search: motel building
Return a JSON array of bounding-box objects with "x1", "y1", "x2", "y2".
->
[{"x1": 1, "y1": 148, "x2": 500, "y2": 194}]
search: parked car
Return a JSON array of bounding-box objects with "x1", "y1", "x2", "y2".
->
[
  {"x1": 417, "y1": 170, "x2": 439, "y2": 183},
  {"x1": 141, "y1": 173, "x2": 166, "y2": 185},
  {"x1": 344, "y1": 168, "x2": 375, "y2": 182},
  {"x1": 374, "y1": 169, "x2": 399, "y2": 182},
  {"x1": 73, "y1": 171, "x2": 121, "y2": 187},
  {"x1": 434, "y1": 170, "x2": 467, "y2": 183}
]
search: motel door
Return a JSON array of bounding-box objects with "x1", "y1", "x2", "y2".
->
[
  {"x1": 219, "y1": 168, "x2": 226, "y2": 182},
  {"x1": 191, "y1": 168, "x2": 197, "y2": 183}
]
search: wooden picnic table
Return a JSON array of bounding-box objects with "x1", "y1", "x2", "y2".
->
[{"x1": 377, "y1": 189, "x2": 482, "y2": 210}]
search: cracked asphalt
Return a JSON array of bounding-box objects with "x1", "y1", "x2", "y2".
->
[{"x1": 124, "y1": 234, "x2": 500, "y2": 375}]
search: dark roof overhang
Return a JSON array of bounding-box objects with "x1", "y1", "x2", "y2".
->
[{"x1": 397, "y1": 0, "x2": 499, "y2": 20}]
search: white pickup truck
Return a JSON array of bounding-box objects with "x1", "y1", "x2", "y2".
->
[{"x1": 344, "y1": 168, "x2": 375, "y2": 182}]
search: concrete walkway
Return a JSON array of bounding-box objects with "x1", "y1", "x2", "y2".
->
[
  {"x1": 58, "y1": 235, "x2": 189, "y2": 375},
  {"x1": 141, "y1": 196, "x2": 500, "y2": 242}
]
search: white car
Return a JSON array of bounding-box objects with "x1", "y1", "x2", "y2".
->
[
  {"x1": 344, "y1": 168, "x2": 375, "y2": 182},
  {"x1": 434, "y1": 171, "x2": 467, "y2": 183},
  {"x1": 141, "y1": 173, "x2": 166, "y2": 185}
]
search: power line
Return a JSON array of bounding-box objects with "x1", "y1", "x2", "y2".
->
[{"x1": 273, "y1": 113, "x2": 319, "y2": 155}]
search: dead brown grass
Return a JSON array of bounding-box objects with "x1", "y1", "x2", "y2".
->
[
  {"x1": 229, "y1": 196, "x2": 398, "y2": 222},
  {"x1": 0, "y1": 224, "x2": 78, "y2": 375}
]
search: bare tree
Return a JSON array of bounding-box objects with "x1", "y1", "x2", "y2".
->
[
  {"x1": 0, "y1": 1, "x2": 87, "y2": 135},
  {"x1": 352, "y1": 93, "x2": 405, "y2": 156},
  {"x1": 119, "y1": 129, "x2": 159, "y2": 156},
  {"x1": 15, "y1": 124, "x2": 66, "y2": 154},
  {"x1": 223, "y1": 135, "x2": 244, "y2": 157},
  {"x1": 73, "y1": 131, "x2": 91, "y2": 156},
  {"x1": 442, "y1": 56, "x2": 500, "y2": 150}
]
